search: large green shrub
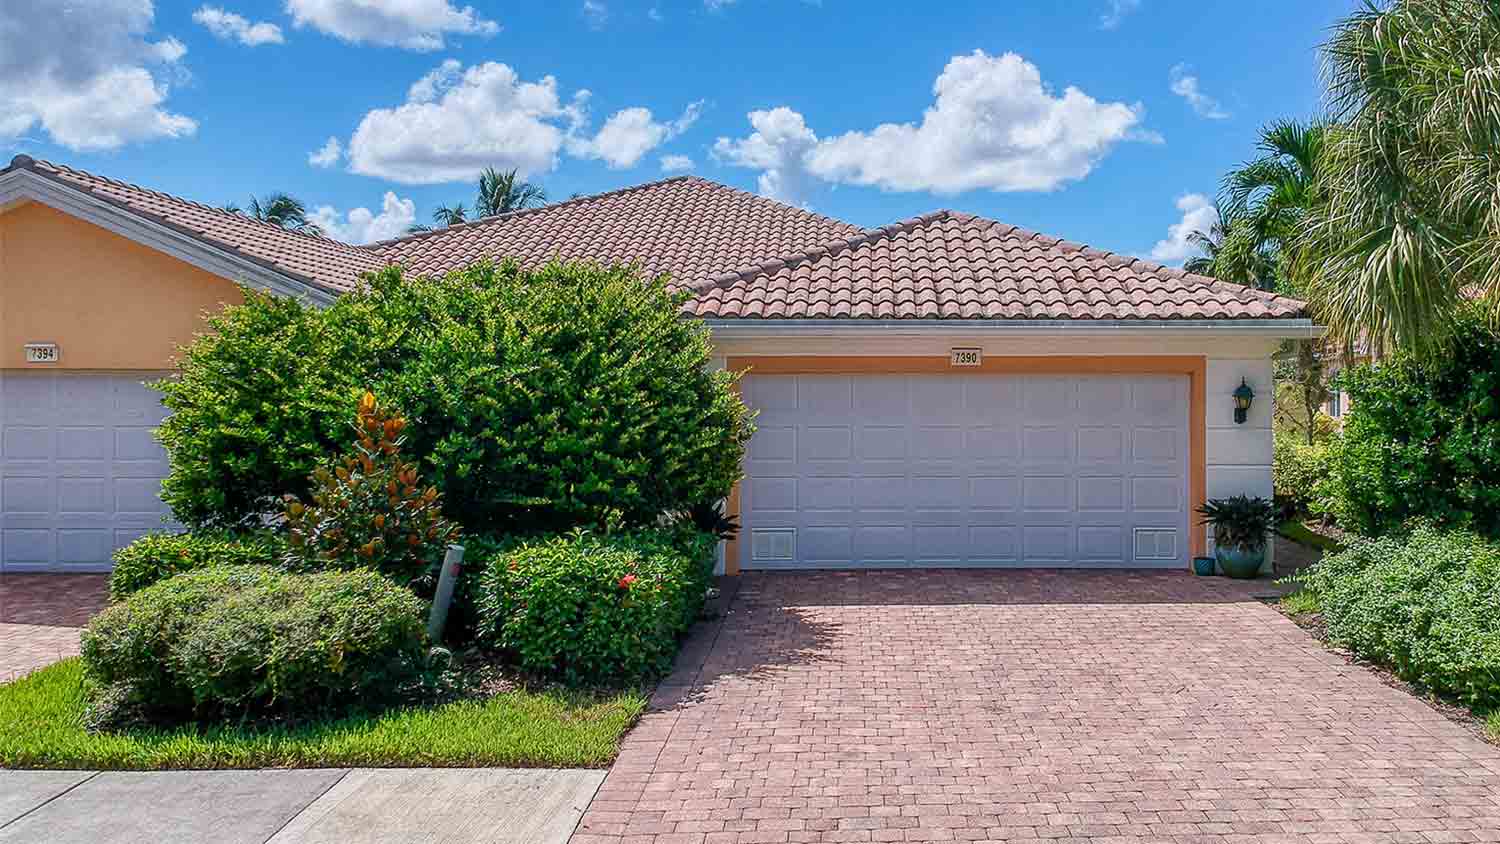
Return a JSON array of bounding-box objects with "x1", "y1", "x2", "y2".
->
[
  {"x1": 1272, "y1": 434, "x2": 1333, "y2": 516},
  {"x1": 108, "y1": 531, "x2": 283, "y2": 601},
  {"x1": 282, "y1": 392, "x2": 458, "y2": 587},
  {"x1": 82, "y1": 566, "x2": 426, "y2": 723},
  {"x1": 155, "y1": 262, "x2": 753, "y2": 535},
  {"x1": 1322, "y1": 310, "x2": 1500, "y2": 537},
  {"x1": 1296, "y1": 525, "x2": 1500, "y2": 708},
  {"x1": 473, "y1": 529, "x2": 716, "y2": 685}
]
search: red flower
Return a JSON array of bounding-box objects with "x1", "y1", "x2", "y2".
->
[{"x1": 618, "y1": 574, "x2": 638, "y2": 590}]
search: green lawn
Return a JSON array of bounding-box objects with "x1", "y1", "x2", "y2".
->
[
  {"x1": 1278, "y1": 588, "x2": 1321, "y2": 616},
  {"x1": 0, "y1": 659, "x2": 645, "y2": 770}
]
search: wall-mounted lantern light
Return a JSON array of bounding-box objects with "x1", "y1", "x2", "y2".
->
[{"x1": 1233, "y1": 378, "x2": 1255, "y2": 424}]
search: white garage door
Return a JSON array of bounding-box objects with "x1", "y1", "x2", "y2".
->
[
  {"x1": 739, "y1": 373, "x2": 1190, "y2": 570},
  {"x1": 1, "y1": 371, "x2": 175, "y2": 572}
]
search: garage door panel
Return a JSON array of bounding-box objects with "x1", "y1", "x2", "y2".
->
[
  {"x1": 1078, "y1": 476, "x2": 1127, "y2": 512},
  {"x1": 971, "y1": 476, "x2": 1021, "y2": 509},
  {"x1": 1022, "y1": 525, "x2": 1073, "y2": 561},
  {"x1": 740, "y1": 373, "x2": 1188, "y2": 570},
  {"x1": 1077, "y1": 427, "x2": 1126, "y2": 463},
  {"x1": 4, "y1": 427, "x2": 52, "y2": 459},
  {"x1": 1, "y1": 371, "x2": 175, "y2": 571},
  {"x1": 3, "y1": 477, "x2": 51, "y2": 514},
  {"x1": 1023, "y1": 378, "x2": 1074, "y2": 419},
  {"x1": 854, "y1": 525, "x2": 910, "y2": 563},
  {"x1": 1077, "y1": 526, "x2": 1127, "y2": 562},
  {"x1": 1132, "y1": 476, "x2": 1183, "y2": 511},
  {"x1": 58, "y1": 529, "x2": 113, "y2": 564}
]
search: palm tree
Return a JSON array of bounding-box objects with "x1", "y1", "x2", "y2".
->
[
  {"x1": 226, "y1": 193, "x2": 323, "y2": 237},
  {"x1": 1182, "y1": 204, "x2": 1278, "y2": 290},
  {"x1": 1216, "y1": 119, "x2": 1326, "y2": 295},
  {"x1": 432, "y1": 203, "x2": 469, "y2": 226},
  {"x1": 475, "y1": 168, "x2": 546, "y2": 217},
  {"x1": 1302, "y1": 0, "x2": 1500, "y2": 357}
]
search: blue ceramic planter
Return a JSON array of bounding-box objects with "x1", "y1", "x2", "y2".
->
[
  {"x1": 1192, "y1": 556, "x2": 1217, "y2": 576},
  {"x1": 1215, "y1": 545, "x2": 1265, "y2": 579}
]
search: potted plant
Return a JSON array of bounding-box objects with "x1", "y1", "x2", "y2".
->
[{"x1": 1196, "y1": 495, "x2": 1278, "y2": 579}]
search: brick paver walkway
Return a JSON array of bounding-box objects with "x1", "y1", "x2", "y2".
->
[
  {"x1": 573, "y1": 570, "x2": 1500, "y2": 843},
  {"x1": 0, "y1": 574, "x2": 109, "y2": 682}
]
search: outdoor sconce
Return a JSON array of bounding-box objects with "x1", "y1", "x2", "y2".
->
[{"x1": 1232, "y1": 378, "x2": 1255, "y2": 424}]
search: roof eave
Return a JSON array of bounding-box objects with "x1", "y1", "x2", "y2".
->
[
  {"x1": 696, "y1": 317, "x2": 1324, "y2": 339},
  {"x1": 0, "y1": 166, "x2": 338, "y2": 307}
]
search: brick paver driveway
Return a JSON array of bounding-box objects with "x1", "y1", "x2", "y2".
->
[
  {"x1": 0, "y1": 574, "x2": 109, "y2": 682},
  {"x1": 574, "y1": 570, "x2": 1500, "y2": 843}
]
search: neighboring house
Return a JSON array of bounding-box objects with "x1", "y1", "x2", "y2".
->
[{"x1": 0, "y1": 155, "x2": 1316, "y2": 575}]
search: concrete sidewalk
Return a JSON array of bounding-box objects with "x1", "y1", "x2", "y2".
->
[{"x1": 0, "y1": 768, "x2": 604, "y2": 844}]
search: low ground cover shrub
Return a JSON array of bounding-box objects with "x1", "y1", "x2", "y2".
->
[
  {"x1": 108, "y1": 532, "x2": 282, "y2": 601},
  {"x1": 1295, "y1": 524, "x2": 1500, "y2": 709},
  {"x1": 474, "y1": 528, "x2": 716, "y2": 685},
  {"x1": 156, "y1": 262, "x2": 752, "y2": 535},
  {"x1": 1320, "y1": 309, "x2": 1500, "y2": 537},
  {"x1": 82, "y1": 566, "x2": 427, "y2": 725}
]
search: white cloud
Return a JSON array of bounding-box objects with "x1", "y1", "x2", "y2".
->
[
  {"x1": 1099, "y1": 0, "x2": 1140, "y2": 29},
  {"x1": 712, "y1": 107, "x2": 821, "y2": 205},
  {"x1": 285, "y1": 0, "x2": 499, "y2": 50},
  {"x1": 570, "y1": 100, "x2": 703, "y2": 169},
  {"x1": 0, "y1": 0, "x2": 196, "y2": 151},
  {"x1": 310, "y1": 192, "x2": 418, "y2": 244},
  {"x1": 308, "y1": 136, "x2": 343, "y2": 167},
  {"x1": 714, "y1": 51, "x2": 1150, "y2": 202},
  {"x1": 1150, "y1": 193, "x2": 1218, "y2": 264},
  {"x1": 1169, "y1": 64, "x2": 1229, "y2": 120},
  {"x1": 192, "y1": 6, "x2": 284, "y2": 46},
  {"x1": 582, "y1": 0, "x2": 607, "y2": 29},
  {"x1": 346, "y1": 61, "x2": 588, "y2": 184},
  {"x1": 660, "y1": 154, "x2": 694, "y2": 173}
]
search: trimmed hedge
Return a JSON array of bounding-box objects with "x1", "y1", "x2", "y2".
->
[
  {"x1": 154, "y1": 262, "x2": 752, "y2": 535},
  {"x1": 82, "y1": 566, "x2": 427, "y2": 724},
  {"x1": 473, "y1": 529, "x2": 716, "y2": 685},
  {"x1": 1296, "y1": 524, "x2": 1500, "y2": 709},
  {"x1": 108, "y1": 532, "x2": 282, "y2": 601}
]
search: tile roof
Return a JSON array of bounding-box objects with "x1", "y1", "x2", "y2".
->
[
  {"x1": 686, "y1": 210, "x2": 1306, "y2": 320},
  {"x1": 10, "y1": 157, "x2": 383, "y2": 293},
  {"x1": 371, "y1": 176, "x2": 865, "y2": 289},
  {"x1": 7, "y1": 156, "x2": 1306, "y2": 321}
]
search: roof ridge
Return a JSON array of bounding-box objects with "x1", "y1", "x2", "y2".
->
[
  {"x1": 20, "y1": 157, "x2": 372, "y2": 256},
  {"x1": 958, "y1": 214, "x2": 1295, "y2": 305},
  {"x1": 366, "y1": 174, "x2": 703, "y2": 250},
  {"x1": 692, "y1": 209, "x2": 954, "y2": 295},
  {"x1": 367, "y1": 174, "x2": 861, "y2": 252}
]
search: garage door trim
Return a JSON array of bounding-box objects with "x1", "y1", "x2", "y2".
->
[{"x1": 724, "y1": 355, "x2": 1207, "y2": 574}]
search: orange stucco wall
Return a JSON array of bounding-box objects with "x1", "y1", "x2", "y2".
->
[{"x1": 0, "y1": 201, "x2": 243, "y2": 370}]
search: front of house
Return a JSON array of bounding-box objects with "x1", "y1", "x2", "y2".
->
[{"x1": 0, "y1": 155, "x2": 1316, "y2": 575}]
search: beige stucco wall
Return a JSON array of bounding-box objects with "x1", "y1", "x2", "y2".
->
[{"x1": 0, "y1": 201, "x2": 243, "y2": 370}]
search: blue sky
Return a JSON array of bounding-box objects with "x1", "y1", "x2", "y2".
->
[{"x1": 3, "y1": 1, "x2": 1347, "y2": 261}]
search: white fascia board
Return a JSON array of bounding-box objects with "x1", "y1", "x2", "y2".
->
[
  {"x1": 699, "y1": 318, "x2": 1324, "y2": 341},
  {"x1": 0, "y1": 169, "x2": 337, "y2": 307}
]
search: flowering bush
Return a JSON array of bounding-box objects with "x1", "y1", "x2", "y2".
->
[
  {"x1": 472, "y1": 528, "x2": 716, "y2": 685},
  {"x1": 282, "y1": 392, "x2": 458, "y2": 587}
]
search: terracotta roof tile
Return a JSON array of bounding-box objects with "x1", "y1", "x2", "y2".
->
[
  {"x1": 10, "y1": 158, "x2": 1305, "y2": 321},
  {"x1": 19, "y1": 158, "x2": 382, "y2": 293},
  {"x1": 686, "y1": 210, "x2": 1305, "y2": 320},
  {"x1": 371, "y1": 176, "x2": 864, "y2": 290}
]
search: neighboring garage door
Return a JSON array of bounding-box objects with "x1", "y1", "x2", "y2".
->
[
  {"x1": 1, "y1": 371, "x2": 175, "y2": 572},
  {"x1": 738, "y1": 373, "x2": 1190, "y2": 570}
]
